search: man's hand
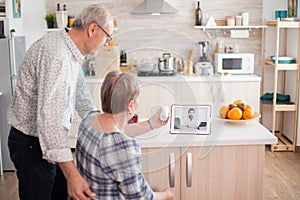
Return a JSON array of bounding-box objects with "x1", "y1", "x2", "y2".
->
[
  {"x1": 154, "y1": 187, "x2": 175, "y2": 200},
  {"x1": 67, "y1": 172, "x2": 95, "y2": 200},
  {"x1": 58, "y1": 161, "x2": 96, "y2": 200}
]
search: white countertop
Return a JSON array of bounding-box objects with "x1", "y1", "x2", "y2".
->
[
  {"x1": 135, "y1": 118, "x2": 277, "y2": 148},
  {"x1": 85, "y1": 74, "x2": 261, "y2": 84}
]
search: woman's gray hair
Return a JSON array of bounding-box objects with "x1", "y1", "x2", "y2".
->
[{"x1": 72, "y1": 4, "x2": 112, "y2": 30}]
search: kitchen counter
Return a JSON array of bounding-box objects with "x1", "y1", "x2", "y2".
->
[
  {"x1": 85, "y1": 74, "x2": 261, "y2": 84},
  {"x1": 136, "y1": 118, "x2": 277, "y2": 148}
]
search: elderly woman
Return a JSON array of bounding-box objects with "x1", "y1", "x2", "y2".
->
[{"x1": 76, "y1": 71, "x2": 174, "y2": 200}]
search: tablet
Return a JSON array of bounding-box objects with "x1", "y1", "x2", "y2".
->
[{"x1": 170, "y1": 104, "x2": 212, "y2": 135}]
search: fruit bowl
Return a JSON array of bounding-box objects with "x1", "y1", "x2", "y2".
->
[{"x1": 219, "y1": 112, "x2": 261, "y2": 124}]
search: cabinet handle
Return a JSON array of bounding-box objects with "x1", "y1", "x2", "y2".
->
[
  {"x1": 221, "y1": 85, "x2": 225, "y2": 103},
  {"x1": 186, "y1": 152, "x2": 192, "y2": 187},
  {"x1": 211, "y1": 85, "x2": 215, "y2": 103},
  {"x1": 169, "y1": 153, "x2": 175, "y2": 188}
]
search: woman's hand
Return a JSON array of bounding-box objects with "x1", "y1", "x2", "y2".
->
[{"x1": 149, "y1": 107, "x2": 170, "y2": 129}]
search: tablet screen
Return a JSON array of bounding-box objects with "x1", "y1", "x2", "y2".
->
[{"x1": 170, "y1": 104, "x2": 212, "y2": 135}]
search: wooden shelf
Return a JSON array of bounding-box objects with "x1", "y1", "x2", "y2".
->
[
  {"x1": 194, "y1": 25, "x2": 266, "y2": 31},
  {"x1": 271, "y1": 132, "x2": 295, "y2": 151},
  {"x1": 266, "y1": 20, "x2": 300, "y2": 28},
  {"x1": 264, "y1": 60, "x2": 298, "y2": 70},
  {"x1": 261, "y1": 103, "x2": 296, "y2": 111},
  {"x1": 274, "y1": 104, "x2": 297, "y2": 111}
]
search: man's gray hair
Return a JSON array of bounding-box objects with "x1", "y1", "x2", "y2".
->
[{"x1": 72, "y1": 4, "x2": 112, "y2": 30}]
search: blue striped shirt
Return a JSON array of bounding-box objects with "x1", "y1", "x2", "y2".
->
[{"x1": 76, "y1": 110, "x2": 154, "y2": 200}]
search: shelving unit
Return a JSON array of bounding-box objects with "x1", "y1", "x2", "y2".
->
[
  {"x1": 194, "y1": 25, "x2": 266, "y2": 31},
  {"x1": 261, "y1": 19, "x2": 300, "y2": 152}
]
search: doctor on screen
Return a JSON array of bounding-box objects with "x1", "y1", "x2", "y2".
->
[{"x1": 182, "y1": 108, "x2": 199, "y2": 129}]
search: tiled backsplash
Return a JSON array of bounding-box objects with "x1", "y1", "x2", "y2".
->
[{"x1": 46, "y1": 0, "x2": 263, "y2": 75}]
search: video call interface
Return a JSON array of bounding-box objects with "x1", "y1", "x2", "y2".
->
[{"x1": 173, "y1": 106, "x2": 208, "y2": 131}]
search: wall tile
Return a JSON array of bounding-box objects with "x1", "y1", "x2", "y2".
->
[{"x1": 46, "y1": 0, "x2": 263, "y2": 75}]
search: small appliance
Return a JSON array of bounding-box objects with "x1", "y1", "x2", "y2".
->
[
  {"x1": 214, "y1": 53, "x2": 254, "y2": 74},
  {"x1": 195, "y1": 41, "x2": 214, "y2": 76},
  {"x1": 199, "y1": 41, "x2": 209, "y2": 61}
]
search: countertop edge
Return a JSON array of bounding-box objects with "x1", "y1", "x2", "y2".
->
[
  {"x1": 135, "y1": 120, "x2": 278, "y2": 148},
  {"x1": 85, "y1": 75, "x2": 261, "y2": 84}
]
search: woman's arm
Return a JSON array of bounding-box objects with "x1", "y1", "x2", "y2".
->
[{"x1": 124, "y1": 107, "x2": 169, "y2": 137}]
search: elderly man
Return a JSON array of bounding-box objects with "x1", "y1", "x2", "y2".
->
[{"x1": 7, "y1": 4, "x2": 166, "y2": 200}]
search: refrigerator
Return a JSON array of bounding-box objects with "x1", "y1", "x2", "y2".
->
[{"x1": 0, "y1": 35, "x2": 26, "y2": 171}]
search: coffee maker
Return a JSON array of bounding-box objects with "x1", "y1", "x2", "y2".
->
[{"x1": 195, "y1": 41, "x2": 214, "y2": 76}]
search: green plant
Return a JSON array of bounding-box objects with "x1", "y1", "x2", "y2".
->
[
  {"x1": 44, "y1": 13, "x2": 54, "y2": 22},
  {"x1": 10, "y1": 29, "x2": 16, "y2": 33}
]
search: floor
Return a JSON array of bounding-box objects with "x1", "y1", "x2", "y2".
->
[{"x1": 0, "y1": 146, "x2": 299, "y2": 200}]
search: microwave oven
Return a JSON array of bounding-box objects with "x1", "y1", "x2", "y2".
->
[{"x1": 214, "y1": 53, "x2": 254, "y2": 74}]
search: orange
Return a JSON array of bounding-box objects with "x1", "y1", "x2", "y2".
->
[
  {"x1": 242, "y1": 108, "x2": 255, "y2": 119},
  {"x1": 245, "y1": 104, "x2": 254, "y2": 110},
  {"x1": 219, "y1": 105, "x2": 230, "y2": 119},
  {"x1": 227, "y1": 107, "x2": 243, "y2": 120}
]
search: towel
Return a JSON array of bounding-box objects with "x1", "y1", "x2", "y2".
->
[{"x1": 260, "y1": 92, "x2": 290, "y2": 102}]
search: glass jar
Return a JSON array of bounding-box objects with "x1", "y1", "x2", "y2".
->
[{"x1": 226, "y1": 16, "x2": 235, "y2": 26}]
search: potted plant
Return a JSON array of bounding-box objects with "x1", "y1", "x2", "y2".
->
[
  {"x1": 10, "y1": 29, "x2": 16, "y2": 37},
  {"x1": 44, "y1": 13, "x2": 55, "y2": 28}
]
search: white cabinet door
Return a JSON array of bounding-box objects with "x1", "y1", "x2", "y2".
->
[{"x1": 141, "y1": 147, "x2": 181, "y2": 200}]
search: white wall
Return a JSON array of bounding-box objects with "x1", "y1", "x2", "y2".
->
[
  {"x1": 5, "y1": 0, "x2": 46, "y2": 48},
  {"x1": 22, "y1": 0, "x2": 46, "y2": 47}
]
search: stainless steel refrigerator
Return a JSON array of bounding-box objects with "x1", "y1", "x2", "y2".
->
[{"x1": 0, "y1": 35, "x2": 26, "y2": 171}]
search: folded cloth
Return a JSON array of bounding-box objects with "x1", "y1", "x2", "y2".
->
[
  {"x1": 260, "y1": 92, "x2": 290, "y2": 102},
  {"x1": 260, "y1": 100, "x2": 294, "y2": 105}
]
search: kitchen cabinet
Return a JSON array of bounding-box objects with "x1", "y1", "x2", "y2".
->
[
  {"x1": 141, "y1": 145, "x2": 265, "y2": 200},
  {"x1": 136, "y1": 118, "x2": 276, "y2": 200},
  {"x1": 261, "y1": 19, "x2": 300, "y2": 152}
]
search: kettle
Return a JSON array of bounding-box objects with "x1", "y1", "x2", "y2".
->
[{"x1": 158, "y1": 53, "x2": 176, "y2": 72}]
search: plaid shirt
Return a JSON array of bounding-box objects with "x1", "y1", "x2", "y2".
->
[{"x1": 76, "y1": 110, "x2": 154, "y2": 200}]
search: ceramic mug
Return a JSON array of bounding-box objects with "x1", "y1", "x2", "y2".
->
[{"x1": 275, "y1": 10, "x2": 287, "y2": 19}]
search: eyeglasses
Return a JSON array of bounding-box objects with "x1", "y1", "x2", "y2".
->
[{"x1": 96, "y1": 24, "x2": 112, "y2": 44}]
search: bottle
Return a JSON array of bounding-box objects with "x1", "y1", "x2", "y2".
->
[
  {"x1": 56, "y1": 3, "x2": 60, "y2": 11},
  {"x1": 195, "y1": 1, "x2": 202, "y2": 26},
  {"x1": 87, "y1": 58, "x2": 95, "y2": 76},
  {"x1": 63, "y1": 4, "x2": 67, "y2": 11},
  {"x1": 120, "y1": 50, "x2": 128, "y2": 72}
]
